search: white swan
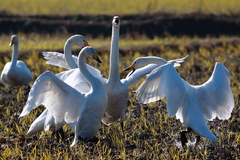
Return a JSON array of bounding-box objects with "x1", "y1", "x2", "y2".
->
[
  {"x1": 1, "y1": 35, "x2": 32, "y2": 87},
  {"x1": 132, "y1": 62, "x2": 234, "y2": 146},
  {"x1": 101, "y1": 17, "x2": 187, "y2": 126},
  {"x1": 40, "y1": 16, "x2": 188, "y2": 128},
  {"x1": 42, "y1": 34, "x2": 89, "y2": 69},
  {"x1": 25, "y1": 35, "x2": 98, "y2": 137},
  {"x1": 19, "y1": 46, "x2": 108, "y2": 147}
]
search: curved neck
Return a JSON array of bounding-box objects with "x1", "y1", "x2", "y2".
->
[
  {"x1": 78, "y1": 53, "x2": 99, "y2": 89},
  {"x1": 10, "y1": 43, "x2": 18, "y2": 67},
  {"x1": 108, "y1": 24, "x2": 120, "y2": 82},
  {"x1": 141, "y1": 57, "x2": 168, "y2": 66},
  {"x1": 64, "y1": 41, "x2": 78, "y2": 69}
]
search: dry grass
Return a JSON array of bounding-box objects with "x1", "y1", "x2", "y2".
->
[{"x1": 0, "y1": 35, "x2": 239, "y2": 159}]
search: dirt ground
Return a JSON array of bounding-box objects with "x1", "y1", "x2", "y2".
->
[{"x1": 1, "y1": 12, "x2": 240, "y2": 38}]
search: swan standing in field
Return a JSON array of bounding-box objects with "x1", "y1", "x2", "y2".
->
[
  {"x1": 1, "y1": 35, "x2": 32, "y2": 87},
  {"x1": 25, "y1": 35, "x2": 93, "y2": 137},
  {"x1": 101, "y1": 16, "x2": 188, "y2": 127},
  {"x1": 127, "y1": 61, "x2": 234, "y2": 146},
  {"x1": 41, "y1": 16, "x2": 188, "y2": 129},
  {"x1": 19, "y1": 46, "x2": 108, "y2": 147}
]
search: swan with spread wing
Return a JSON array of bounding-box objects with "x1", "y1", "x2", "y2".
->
[
  {"x1": 126, "y1": 61, "x2": 234, "y2": 146},
  {"x1": 20, "y1": 47, "x2": 108, "y2": 147},
  {"x1": 26, "y1": 35, "x2": 102, "y2": 137}
]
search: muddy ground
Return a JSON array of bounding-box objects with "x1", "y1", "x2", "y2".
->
[{"x1": 1, "y1": 12, "x2": 240, "y2": 38}]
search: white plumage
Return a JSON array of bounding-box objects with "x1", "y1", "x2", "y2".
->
[
  {"x1": 134, "y1": 62, "x2": 234, "y2": 145},
  {"x1": 25, "y1": 35, "x2": 98, "y2": 136},
  {"x1": 40, "y1": 16, "x2": 187, "y2": 129},
  {"x1": 42, "y1": 34, "x2": 89, "y2": 69},
  {"x1": 19, "y1": 47, "x2": 108, "y2": 147},
  {"x1": 1, "y1": 35, "x2": 32, "y2": 87}
]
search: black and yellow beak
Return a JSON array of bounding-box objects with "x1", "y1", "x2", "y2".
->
[
  {"x1": 9, "y1": 39, "x2": 14, "y2": 46},
  {"x1": 93, "y1": 53, "x2": 102, "y2": 63},
  {"x1": 123, "y1": 63, "x2": 135, "y2": 76},
  {"x1": 114, "y1": 17, "x2": 119, "y2": 25}
]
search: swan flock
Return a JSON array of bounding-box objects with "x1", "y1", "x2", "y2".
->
[{"x1": 1, "y1": 16, "x2": 234, "y2": 147}]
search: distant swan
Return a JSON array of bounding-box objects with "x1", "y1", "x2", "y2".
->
[
  {"x1": 1, "y1": 35, "x2": 32, "y2": 87},
  {"x1": 20, "y1": 47, "x2": 108, "y2": 147},
  {"x1": 41, "y1": 16, "x2": 187, "y2": 129},
  {"x1": 131, "y1": 62, "x2": 234, "y2": 146}
]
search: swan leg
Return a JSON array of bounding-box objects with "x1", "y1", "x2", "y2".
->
[
  {"x1": 121, "y1": 121, "x2": 124, "y2": 132},
  {"x1": 196, "y1": 135, "x2": 201, "y2": 144},
  {"x1": 23, "y1": 84, "x2": 31, "y2": 96},
  {"x1": 78, "y1": 136, "x2": 99, "y2": 143},
  {"x1": 52, "y1": 127, "x2": 65, "y2": 141},
  {"x1": 180, "y1": 128, "x2": 191, "y2": 147}
]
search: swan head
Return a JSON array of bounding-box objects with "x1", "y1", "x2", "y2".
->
[
  {"x1": 9, "y1": 35, "x2": 18, "y2": 46},
  {"x1": 123, "y1": 57, "x2": 146, "y2": 76},
  {"x1": 66, "y1": 35, "x2": 89, "y2": 49},
  {"x1": 81, "y1": 46, "x2": 102, "y2": 63},
  {"x1": 112, "y1": 16, "x2": 120, "y2": 27}
]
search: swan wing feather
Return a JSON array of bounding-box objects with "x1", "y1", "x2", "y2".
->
[
  {"x1": 42, "y1": 51, "x2": 77, "y2": 69},
  {"x1": 197, "y1": 62, "x2": 234, "y2": 120},
  {"x1": 122, "y1": 64, "x2": 159, "y2": 86},
  {"x1": 136, "y1": 63, "x2": 186, "y2": 117},
  {"x1": 20, "y1": 71, "x2": 84, "y2": 124}
]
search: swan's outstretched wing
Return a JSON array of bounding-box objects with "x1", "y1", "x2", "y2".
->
[
  {"x1": 197, "y1": 62, "x2": 234, "y2": 120},
  {"x1": 122, "y1": 64, "x2": 159, "y2": 86},
  {"x1": 168, "y1": 55, "x2": 188, "y2": 67},
  {"x1": 43, "y1": 51, "x2": 107, "y2": 85},
  {"x1": 26, "y1": 109, "x2": 49, "y2": 136},
  {"x1": 19, "y1": 71, "x2": 85, "y2": 124},
  {"x1": 56, "y1": 68, "x2": 107, "y2": 93},
  {"x1": 56, "y1": 69, "x2": 91, "y2": 93},
  {"x1": 136, "y1": 63, "x2": 186, "y2": 117},
  {"x1": 42, "y1": 52, "x2": 76, "y2": 69},
  {"x1": 123, "y1": 55, "x2": 188, "y2": 87}
]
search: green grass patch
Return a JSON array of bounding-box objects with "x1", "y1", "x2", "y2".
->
[
  {"x1": 0, "y1": 33, "x2": 235, "y2": 52},
  {"x1": 1, "y1": 0, "x2": 240, "y2": 15}
]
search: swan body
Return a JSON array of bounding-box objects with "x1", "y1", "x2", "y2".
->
[
  {"x1": 42, "y1": 35, "x2": 89, "y2": 69},
  {"x1": 20, "y1": 47, "x2": 108, "y2": 147},
  {"x1": 1, "y1": 35, "x2": 32, "y2": 87},
  {"x1": 25, "y1": 35, "x2": 92, "y2": 136},
  {"x1": 134, "y1": 62, "x2": 234, "y2": 145}
]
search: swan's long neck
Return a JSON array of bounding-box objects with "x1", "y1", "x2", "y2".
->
[
  {"x1": 78, "y1": 53, "x2": 98, "y2": 90},
  {"x1": 10, "y1": 42, "x2": 18, "y2": 67},
  {"x1": 64, "y1": 41, "x2": 78, "y2": 69},
  {"x1": 141, "y1": 57, "x2": 168, "y2": 66},
  {"x1": 108, "y1": 24, "x2": 120, "y2": 83}
]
